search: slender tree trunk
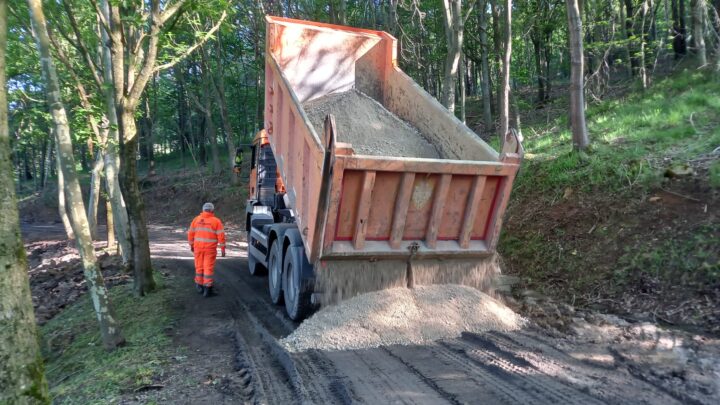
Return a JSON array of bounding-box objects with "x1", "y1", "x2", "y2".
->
[
  {"x1": 478, "y1": 0, "x2": 493, "y2": 128},
  {"x1": 118, "y1": 109, "x2": 157, "y2": 295},
  {"x1": 672, "y1": 0, "x2": 688, "y2": 56},
  {"x1": 491, "y1": 0, "x2": 503, "y2": 115},
  {"x1": 100, "y1": 2, "x2": 131, "y2": 266},
  {"x1": 28, "y1": 0, "x2": 125, "y2": 350},
  {"x1": 87, "y1": 148, "x2": 104, "y2": 240},
  {"x1": 441, "y1": 0, "x2": 463, "y2": 113},
  {"x1": 42, "y1": 133, "x2": 52, "y2": 188},
  {"x1": 0, "y1": 0, "x2": 51, "y2": 399},
  {"x1": 566, "y1": 0, "x2": 590, "y2": 150},
  {"x1": 106, "y1": 198, "x2": 116, "y2": 250},
  {"x1": 56, "y1": 144, "x2": 74, "y2": 240},
  {"x1": 532, "y1": 36, "x2": 546, "y2": 103},
  {"x1": 143, "y1": 96, "x2": 156, "y2": 176},
  {"x1": 212, "y1": 37, "x2": 239, "y2": 184},
  {"x1": 499, "y1": 0, "x2": 512, "y2": 138},
  {"x1": 200, "y1": 65, "x2": 221, "y2": 173},
  {"x1": 692, "y1": 0, "x2": 708, "y2": 66},
  {"x1": 640, "y1": 0, "x2": 650, "y2": 88},
  {"x1": 104, "y1": 0, "x2": 156, "y2": 296},
  {"x1": 460, "y1": 53, "x2": 467, "y2": 123}
]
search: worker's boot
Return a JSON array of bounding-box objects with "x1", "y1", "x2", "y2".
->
[
  {"x1": 203, "y1": 286, "x2": 213, "y2": 297},
  {"x1": 196, "y1": 283, "x2": 204, "y2": 294}
]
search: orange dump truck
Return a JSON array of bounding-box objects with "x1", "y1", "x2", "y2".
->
[{"x1": 244, "y1": 16, "x2": 523, "y2": 320}]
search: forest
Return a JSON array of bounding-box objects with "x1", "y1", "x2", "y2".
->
[{"x1": 1, "y1": 0, "x2": 719, "y2": 403}]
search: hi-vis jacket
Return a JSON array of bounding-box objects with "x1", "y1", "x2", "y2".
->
[{"x1": 188, "y1": 212, "x2": 226, "y2": 252}]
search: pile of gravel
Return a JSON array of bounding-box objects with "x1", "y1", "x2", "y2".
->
[
  {"x1": 281, "y1": 285, "x2": 526, "y2": 352},
  {"x1": 303, "y1": 90, "x2": 441, "y2": 158}
]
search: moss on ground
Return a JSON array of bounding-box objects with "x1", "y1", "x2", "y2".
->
[{"x1": 40, "y1": 274, "x2": 179, "y2": 404}]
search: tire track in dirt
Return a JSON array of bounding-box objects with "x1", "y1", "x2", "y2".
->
[
  {"x1": 218, "y1": 260, "x2": 357, "y2": 404},
  {"x1": 442, "y1": 337, "x2": 604, "y2": 404},
  {"x1": 468, "y1": 330, "x2": 684, "y2": 404},
  {"x1": 385, "y1": 344, "x2": 535, "y2": 404},
  {"x1": 323, "y1": 348, "x2": 455, "y2": 404},
  {"x1": 227, "y1": 298, "x2": 297, "y2": 404}
]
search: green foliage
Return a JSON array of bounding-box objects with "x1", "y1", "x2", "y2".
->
[
  {"x1": 41, "y1": 276, "x2": 177, "y2": 404},
  {"x1": 514, "y1": 71, "x2": 720, "y2": 196}
]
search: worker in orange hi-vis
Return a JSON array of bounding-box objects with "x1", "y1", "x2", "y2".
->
[{"x1": 188, "y1": 202, "x2": 226, "y2": 297}]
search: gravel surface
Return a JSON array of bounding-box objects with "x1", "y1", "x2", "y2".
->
[
  {"x1": 303, "y1": 90, "x2": 442, "y2": 158},
  {"x1": 282, "y1": 284, "x2": 526, "y2": 352}
]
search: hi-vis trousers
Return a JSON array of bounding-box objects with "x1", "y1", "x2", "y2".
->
[{"x1": 194, "y1": 250, "x2": 217, "y2": 287}]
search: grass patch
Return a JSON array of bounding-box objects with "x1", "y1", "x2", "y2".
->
[
  {"x1": 615, "y1": 225, "x2": 720, "y2": 288},
  {"x1": 710, "y1": 160, "x2": 720, "y2": 188},
  {"x1": 515, "y1": 70, "x2": 720, "y2": 196},
  {"x1": 41, "y1": 274, "x2": 178, "y2": 404}
]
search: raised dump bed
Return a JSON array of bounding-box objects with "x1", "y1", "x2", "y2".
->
[{"x1": 244, "y1": 16, "x2": 523, "y2": 320}]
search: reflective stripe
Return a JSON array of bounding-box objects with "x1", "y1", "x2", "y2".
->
[
  {"x1": 195, "y1": 237, "x2": 218, "y2": 242},
  {"x1": 190, "y1": 226, "x2": 224, "y2": 234},
  {"x1": 218, "y1": 243, "x2": 226, "y2": 247},
  {"x1": 202, "y1": 275, "x2": 214, "y2": 279}
]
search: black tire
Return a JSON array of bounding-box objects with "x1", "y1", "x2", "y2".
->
[
  {"x1": 268, "y1": 241, "x2": 284, "y2": 305},
  {"x1": 247, "y1": 235, "x2": 266, "y2": 276},
  {"x1": 283, "y1": 247, "x2": 313, "y2": 321}
]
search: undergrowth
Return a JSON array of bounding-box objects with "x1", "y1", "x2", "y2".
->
[
  {"x1": 514, "y1": 70, "x2": 720, "y2": 196},
  {"x1": 41, "y1": 274, "x2": 178, "y2": 404}
]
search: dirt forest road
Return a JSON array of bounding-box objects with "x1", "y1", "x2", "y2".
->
[
  {"x1": 22, "y1": 223, "x2": 716, "y2": 404},
  {"x1": 131, "y1": 224, "x2": 720, "y2": 405}
]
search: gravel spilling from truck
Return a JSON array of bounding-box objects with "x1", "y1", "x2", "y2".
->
[
  {"x1": 303, "y1": 90, "x2": 442, "y2": 158},
  {"x1": 281, "y1": 284, "x2": 526, "y2": 352}
]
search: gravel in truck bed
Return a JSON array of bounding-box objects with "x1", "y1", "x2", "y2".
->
[
  {"x1": 303, "y1": 90, "x2": 442, "y2": 158},
  {"x1": 281, "y1": 284, "x2": 526, "y2": 352}
]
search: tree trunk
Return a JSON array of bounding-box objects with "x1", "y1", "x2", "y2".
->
[
  {"x1": 118, "y1": 108, "x2": 157, "y2": 296},
  {"x1": 104, "y1": 0, "x2": 157, "y2": 296},
  {"x1": 42, "y1": 133, "x2": 53, "y2": 188},
  {"x1": 640, "y1": 0, "x2": 650, "y2": 88},
  {"x1": 212, "y1": 37, "x2": 239, "y2": 185},
  {"x1": 200, "y1": 63, "x2": 221, "y2": 173},
  {"x1": 460, "y1": 53, "x2": 467, "y2": 123},
  {"x1": 477, "y1": 0, "x2": 493, "y2": 128},
  {"x1": 56, "y1": 144, "x2": 74, "y2": 240},
  {"x1": 566, "y1": 0, "x2": 590, "y2": 150},
  {"x1": 672, "y1": 0, "x2": 688, "y2": 56},
  {"x1": 491, "y1": 0, "x2": 503, "y2": 115},
  {"x1": 498, "y1": 0, "x2": 512, "y2": 139},
  {"x1": 0, "y1": 0, "x2": 51, "y2": 399},
  {"x1": 28, "y1": 0, "x2": 125, "y2": 350},
  {"x1": 143, "y1": 96, "x2": 156, "y2": 176},
  {"x1": 100, "y1": 2, "x2": 132, "y2": 266},
  {"x1": 106, "y1": 198, "x2": 116, "y2": 250},
  {"x1": 692, "y1": 0, "x2": 708, "y2": 66},
  {"x1": 441, "y1": 0, "x2": 463, "y2": 113},
  {"x1": 624, "y1": 0, "x2": 640, "y2": 76},
  {"x1": 87, "y1": 148, "x2": 104, "y2": 240}
]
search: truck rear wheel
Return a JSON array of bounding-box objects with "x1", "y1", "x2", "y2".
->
[
  {"x1": 268, "y1": 241, "x2": 284, "y2": 305},
  {"x1": 283, "y1": 247, "x2": 313, "y2": 321}
]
